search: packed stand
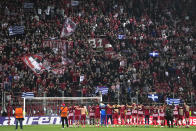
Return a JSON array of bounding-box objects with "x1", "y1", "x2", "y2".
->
[{"x1": 0, "y1": 0, "x2": 196, "y2": 113}]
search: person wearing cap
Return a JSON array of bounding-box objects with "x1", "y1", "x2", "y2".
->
[
  {"x1": 15, "y1": 104, "x2": 24, "y2": 130},
  {"x1": 60, "y1": 104, "x2": 68, "y2": 128}
]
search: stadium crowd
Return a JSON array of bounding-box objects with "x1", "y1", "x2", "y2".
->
[{"x1": 0, "y1": 0, "x2": 196, "y2": 115}]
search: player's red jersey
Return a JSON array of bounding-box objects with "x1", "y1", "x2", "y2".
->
[
  {"x1": 152, "y1": 109, "x2": 158, "y2": 120},
  {"x1": 95, "y1": 105, "x2": 100, "y2": 118},
  {"x1": 138, "y1": 108, "x2": 144, "y2": 117},
  {"x1": 89, "y1": 106, "x2": 95, "y2": 118},
  {"x1": 173, "y1": 106, "x2": 179, "y2": 118},
  {"x1": 75, "y1": 107, "x2": 81, "y2": 120},
  {"x1": 126, "y1": 107, "x2": 132, "y2": 119},
  {"x1": 68, "y1": 106, "x2": 74, "y2": 118},
  {"x1": 132, "y1": 108, "x2": 138, "y2": 116},
  {"x1": 120, "y1": 106, "x2": 126, "y2": 119},
  {"x1": 178, "y1": 106, "x2": 184, "y2": 120},
  {"x1": 106, "y1": 106, "x2": 113, "y2": 115},
  {"x1": 159, "y1": 110, "x2": 165, "y2": 120}
]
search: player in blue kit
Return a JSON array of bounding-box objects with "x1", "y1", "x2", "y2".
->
[{"x1": 100, "y1": 103, "x2": 106, "y2": 127}]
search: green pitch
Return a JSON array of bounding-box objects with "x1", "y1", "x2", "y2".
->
[{"x1": 0, "y1": 125, "x2": 195, "y2": 131}]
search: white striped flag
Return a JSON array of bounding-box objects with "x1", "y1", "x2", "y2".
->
[
  {"x1": 95, "y1": 86, "x2": 108, "y2": 95},
  {"x1": 8, "y1": 26, "x2": 25, "y2": 36},
  {"x1": 166, "y1": 98, "x2": 181, "y2": 105},
  {"x1": 22, "y1": 92, "x2": 34, "y2": 98}
]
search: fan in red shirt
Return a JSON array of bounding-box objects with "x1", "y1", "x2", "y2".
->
[
  {"x1": 119, "y1": 105, "x2": 126, "y2": 126},
  {"x1": 74, "y1": 105, "x2": 81, "y2": 127},
  {"x1": 152, "y1": 106, "x2": 159, "y2": 127},
  {"x1": 68, "y1": 105, "x2": 74, "y2": 127},
  {"x1": 95, "y1": 104, "x2": 100, "y2": 127},
  {"x1": 137, "y1": 104, "x2": 144, "y2": 126},
  {"x1": 131, "y1": 103, "x2": 138, "y2": 127},
  {"x1": 88, "y1": 104, "x2": 95, "y2": 127},
  {"x1": 159, "y1": 105, "x2": 166, "y2": 127},
  {"x1": 125, "y1": 104, "x2": 132, "y2": 126}
]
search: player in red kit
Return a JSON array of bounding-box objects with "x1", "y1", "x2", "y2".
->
[
  {"x1": 89, "y1": 105, "x2": 95, "y2": 127},
  {"x1": 95, "y1": 104, "x2": 100, "y2": 127},
  {"x1": 144, "y1": 105, "x2": 150, "y2": 128},
  {"x1": 173, "y1": 105, "x2": 179, "y2": 127},
  {"x1": 113, "y1": 104, "x2": 120, "y2": 127},
  {"x1": 106, "y1": 104, "x2": 113, "y2": 127},
  {"x1": 125, "y1": 104, "x2": 132, "y2": 127},
  {"x1": 137, "y1": 104, "x2": 144, "y2": 127},
  {"x1": 184, "y1": 103, "x2": 190, "y2": 128},
  {"x1": 178, "y1": 104, "x2": 184, "y2": 128},
  {"x1": 131, "y1": 103, "x2": 138, "y2": 127},
  {"x1": 152, "y1": 106, "x2": 158, "y2": 127},
  {"x1": 68, "y1": 105, "x2": 74, "y2": 127},
  {"x1": 119, "y1": 105, "x2": 126, "y2": 126},
  {"x1": 74, "y1": 105, "x2": 81, "y2": 127},
  {"x1": 159, "y1": 105, "x2": 165, "y2": 127}
]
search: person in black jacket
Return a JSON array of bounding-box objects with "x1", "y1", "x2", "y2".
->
[{"x1": 165, "y1": 105, "x2": 174, "y2": 128}]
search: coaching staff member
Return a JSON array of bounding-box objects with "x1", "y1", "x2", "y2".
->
[{"x1": 165, "y1": 105, "x2": 173, "y2": 128}]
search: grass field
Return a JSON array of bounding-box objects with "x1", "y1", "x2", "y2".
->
[{"x1": 0, "y1": 125, "x2": 196, "y2": 131}]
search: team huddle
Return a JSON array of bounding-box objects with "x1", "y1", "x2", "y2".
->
[{"x1": 60, "y1": 102, "x2": 191, "y2": 128}]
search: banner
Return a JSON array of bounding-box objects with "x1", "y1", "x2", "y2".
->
[
  {"x1": 60, "y1": 18, "x2": 76, "y2": 38},
  {"x1": 8, "y1": 26, "x2": 25, "y2": 36},
  {"x1": 21, "y1": 92, "x2": 34, "y2": 98},
  {"x1": 95, "y1": 86, "x2": 108, "y2": 95},
  {"x1": 24, "y1": 3, "x2": 34, "y2": 8},
  {"x1": 149, "y1": 51, "x2": 159, "y2": 57},
  {"x1": 0, "y1": 116, "x2": 196, "y2": 126},
  {"x1": 22, "y1": 55, "x2": 45, "y2": 75},
  {"x1": 148, "y1": 94, "x2": 159, "y2": 102},
  {"x1": 166, "y1": 98, "x2": 181, "y2": 105}
]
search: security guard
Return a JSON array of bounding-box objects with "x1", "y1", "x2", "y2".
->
[
  {"x1": 61, "y1": 104, "x2": 68, "y2": 128},
  {"x1": 15, "y1": 105, "x2": 24, "y2": 129}
]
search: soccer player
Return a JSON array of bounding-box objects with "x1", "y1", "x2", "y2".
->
[
  {"x1": 125, "y1": 104, "x2": 132, "y2": 127},
  {"x1": 137, "y1": 104, "x2": 144, "y2": 127},
  {"x1": 131, "y1": 103, "x2": 138, "y2": 127},
  {"x1": 68, "y1": 105, "x2": 74, "y2": 127},
  {"x1": 89, "y1": 104, "x2": 95, "y2": 127},
  {"x1": 144, "y1": 105, "x2": 150, "y2": 128},
  {"x1": 80, "y1": 105, "x2": 87, "y2": 128},
  {"x1": 119, "y1": 104, "x2": 126, "y2": 126},
  {"x1": 152, "y1": 106, "x2": 159, "y2": 127},
  {"x1": 106, "y1": 104, "x2": 113, "y2": 127},
  {"x1": 100, "y1": 103, "x2": 106, "y2": 127},
  {"x1": 113, "y1": 104, "x2": 120, "y2": 127},
  {"x1": 178, "y1": 104, "x2": 184, "y2": 128},
  {"x1": 74, "y1": 105, "x2": 81, "y2": 127},
  {"x1": 159, "y1": 105, "x2": 165, "y2": 127},
  {"x1": 60, "y1": 104, "x2": 68, "y2": 128},
  {"x1": 95, "y1": 103, "x2": 100, "y2": 127},
  {"x1": 15, "y1": 104, "x2": 24, "y2": 130},
  {"x1": 184, "y1": 103, "x2": 190, "y2": 128},
  {"x1": 173, "y1": 105, "x2": 179, "y2": 127}
]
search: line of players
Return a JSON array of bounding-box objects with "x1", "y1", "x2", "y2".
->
[{"x1": 66, "y1": 103, "x2": 190, "y2": 128}]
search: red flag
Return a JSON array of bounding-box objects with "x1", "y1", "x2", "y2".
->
[{"x1": 60, "y1": 17, "x2": 76, "y2": 38}]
